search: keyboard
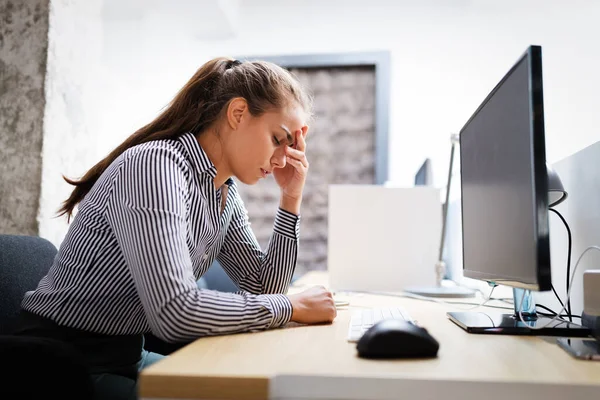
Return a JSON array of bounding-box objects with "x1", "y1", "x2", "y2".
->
[{"x1": 347, "y1": 307, "x2": 415, "y2": 342}]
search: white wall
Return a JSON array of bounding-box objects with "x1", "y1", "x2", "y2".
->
[
  {"x1": 40, "y1": 0, "x2": 600, "y2": 254},
  {"x1": 96, "y1": 0, "x2": 600, "y2": 189},
  {"x1": 38, "y1": 0, "x2": 104, "y2": 246}
]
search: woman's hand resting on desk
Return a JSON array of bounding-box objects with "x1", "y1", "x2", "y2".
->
[{"x1": 287, "y1": 286, "x2": 337, "y2": 324}]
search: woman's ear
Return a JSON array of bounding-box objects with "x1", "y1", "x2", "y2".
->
[{"x1": 226, "y1": 97, "x2": 247, "y2": 130}]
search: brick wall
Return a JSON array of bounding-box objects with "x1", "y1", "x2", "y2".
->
[{"x1": 236, "y1": 66, "x2": 376, "y2": 275}]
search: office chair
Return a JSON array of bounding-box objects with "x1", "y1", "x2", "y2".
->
[
  {"x1": 0, "y1": 234, "x2": 94, "y2": 399},
  {"x1": 0, "y1": 234, "x2": 236, "y2": 357},
  {"x1": 202, "y1": 259, "x2": 239, "y2": 293},
  {"x1": 0, "y1": 234, "x2": 58, "y2": 335}
]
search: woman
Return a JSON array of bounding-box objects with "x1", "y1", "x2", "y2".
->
[{"x1": 14, "y1": 57, "x2": 336, "y2": 399}]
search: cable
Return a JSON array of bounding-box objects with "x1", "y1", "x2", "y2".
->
[
  {"x1": 549, "y1": 208, "x2": 573, "y2": 322},
  {"x1": 537, "y1": 311, "x2": 582, "y2": 319},
  {"x1": 535, "y1": 304, "x2": 582, "y2": 319},
  {"x1": 550, "y1": 284, "x2": 566, "y2": 312},
  {"x1": 347, "y1": 303, "x2": 514, "y2": 311},
  {"x1": 398, "y1": 287, "x2": 494, "y2": 308},
  {"x1": 338, "y1": 285, "x2": 506, "y2": 311},
  {"x1": 517, "y1": 245, "x2": 600, "y2": 329},
  {"x1": 454, "y1": 285, "x2": 497, "y2": 311},
  {"x1": 536, "y1": 304, "x2": 562, "y2": 315}
]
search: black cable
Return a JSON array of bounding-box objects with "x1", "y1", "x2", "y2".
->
[
  {"x1": 536, "y1": 304, "x2": 561, "y2": 315},
  {"x1": 549, "y1": 208, "x2": 572, "y2": 322},
  {"x1": 536, "y1": 311, "x2": 582, "y2": 319},
  {"x1": 551, "y1": 284, "x2": 566, "y2": 311},
  {"x1": 536, "y1": 304, "x2": 582, "y2": 320}
]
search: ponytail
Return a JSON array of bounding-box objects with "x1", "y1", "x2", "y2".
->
[{"x1": 58, "y1": 56, "x2": 312, "y2": 220}]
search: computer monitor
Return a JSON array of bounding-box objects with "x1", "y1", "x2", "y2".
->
[
  {"x1": 414, "y1": 158, "x2": 433, "y2": 186},
  {"x1": 447, "y1": 45, "x2": 589, "y2": 336}
]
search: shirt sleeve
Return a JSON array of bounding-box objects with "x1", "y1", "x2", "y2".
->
[
  {"x1": 216, "y1": 188, "x2": 300, "y2": 302},
  {"x1": 105, "y1": 146, "x2": 293, "y2": 343}
]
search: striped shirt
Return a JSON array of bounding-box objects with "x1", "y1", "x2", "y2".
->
[{"x1": 22, "y1": 132, "x2": 298, "y2": 343}]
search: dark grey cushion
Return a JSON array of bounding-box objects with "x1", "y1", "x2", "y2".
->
[
  {"x1": 0, "y1": 234, "x2": 57, "y2": 335},
  {"x1": 202, "y1": 260, "x2": 239, "y2": 293}
]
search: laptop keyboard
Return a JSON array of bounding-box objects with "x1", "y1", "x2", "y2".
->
[{"x1": 347, "y1": 307, "x2": 415, "y2": 342}]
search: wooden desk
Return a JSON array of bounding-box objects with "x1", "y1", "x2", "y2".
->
[{"x1": 140, "y1": 272, "x2": 600, "y2": 400}]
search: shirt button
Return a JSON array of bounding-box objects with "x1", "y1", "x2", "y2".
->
[{"x1": 202, "y1": 253, "x2": 209, "y2": 261}]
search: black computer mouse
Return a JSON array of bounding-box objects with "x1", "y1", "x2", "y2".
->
[{"x1": 356, "y1": 319, "x2": 439, "y2": 359}]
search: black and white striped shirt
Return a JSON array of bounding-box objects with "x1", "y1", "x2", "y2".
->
[{"x1": 22, "y1": 132, "x2": 298, "y2": 342}]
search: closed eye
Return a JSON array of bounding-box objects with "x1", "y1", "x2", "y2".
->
[{"x1": 273, "y1": 136, "x2": 281, "y2": 146}]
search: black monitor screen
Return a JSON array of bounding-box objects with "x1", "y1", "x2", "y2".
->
[{"x1": 459, "y1": 46, "x2": 551, "y2": 291}]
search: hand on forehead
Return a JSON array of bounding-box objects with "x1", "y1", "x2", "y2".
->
[
  {"x1": 278, "y1": 107, "x2": 309, "y2": 145},
  {"x1": 279, "y1": 124, "x2": 306, "y2": 142}
]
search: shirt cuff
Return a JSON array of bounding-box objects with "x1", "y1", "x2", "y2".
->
[
  {"x1": 273, "y1": 208, "x2": 300, "y2": 239},
  {"x1": 260, "y1": 293, "x2": 293, "y2": 328}
]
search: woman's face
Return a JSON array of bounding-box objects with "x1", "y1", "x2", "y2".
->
[{"x1": 223, "y1": 99, "x2": 306, "y2": 185}]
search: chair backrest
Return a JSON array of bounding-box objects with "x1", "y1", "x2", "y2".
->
[
  {"x1": 0, "y1": 234, "x2": 57, "y2": 334},
  {"x1": 203, "y1": 260, "x2": 239, "y2": 293}
]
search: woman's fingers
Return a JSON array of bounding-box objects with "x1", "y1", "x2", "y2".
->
[
  {"x1": 294, "y1": 130, "x2": 306, "y2": 152},
  {"x1": 285, "y1": 147, "x2": 309, "y2": 168},
  {"x1": 301, "y1": 125, "x2": 309, "y2": 139},
  {"x1": 286, "y1": 156, "x2": 307, "y2": 172}
]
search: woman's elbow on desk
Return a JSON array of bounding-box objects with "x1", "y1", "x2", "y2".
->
[
  {"x1": 145, "y1": 298, "x2": 217, "y2": 343},
  {"x1": 148, "y1": 309, "x2": 223, "y2": 343},
  {"x1": 145, "y1": 290, "x2": 278, "y2": 342}
]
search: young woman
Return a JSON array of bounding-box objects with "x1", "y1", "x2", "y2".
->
[{"x1": 14, "y1": 57, "x2": 336, "y2": 399}]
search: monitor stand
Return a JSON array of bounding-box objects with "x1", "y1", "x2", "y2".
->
[
  {"x1": 447, "y1": 288, "x2": 591, "y2": 337},
  {"x1": 405, "y1": 261, "x2": 476, "y2": 298},
  {"x1": 405, "y1": 134, "x2": 476, "y2": 300},
  {"x1": 405, "y1": 285, "x2": 476, "y2": 298}
]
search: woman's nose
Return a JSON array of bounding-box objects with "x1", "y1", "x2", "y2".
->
[{"x1": 271, "y1": 148, "x2": 287, "y2": 168}]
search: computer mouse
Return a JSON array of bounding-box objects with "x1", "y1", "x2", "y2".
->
[{"x1": 356, "y1": 319, "x2": 439, "y2": 359}]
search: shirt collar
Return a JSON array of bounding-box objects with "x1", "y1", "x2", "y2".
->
[{"x1": 178, "y1": 132, "x2": 234, "y2": 186}]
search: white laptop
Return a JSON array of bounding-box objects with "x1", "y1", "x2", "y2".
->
[{"x1": 327, "y1": 185, "x2": 442, "y2": 293}]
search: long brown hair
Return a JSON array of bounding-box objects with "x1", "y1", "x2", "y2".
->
[{"x1": 58, "y1": 57, "x2": 312, "y2": 220}]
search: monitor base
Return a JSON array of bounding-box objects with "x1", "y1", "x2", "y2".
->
[
  {"x1": 447, "y1": 311, "x2": 592, "y2": 337},
  {"x1": 405, "y1": 285, "x2": 476, "y2": 299}
]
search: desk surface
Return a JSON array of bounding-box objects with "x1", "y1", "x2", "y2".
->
[{"x1": 139, "y1": 272, "x2": 600, "y2": 400}]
